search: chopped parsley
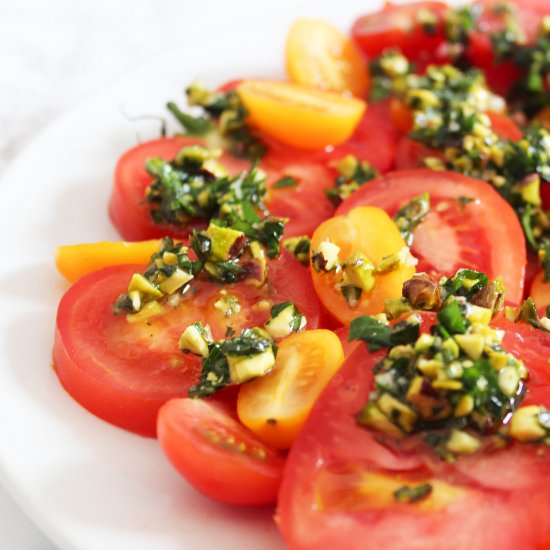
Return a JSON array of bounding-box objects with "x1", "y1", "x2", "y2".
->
[{"x1": 327, "y1": 155, "x2": 378, "y2": 205}]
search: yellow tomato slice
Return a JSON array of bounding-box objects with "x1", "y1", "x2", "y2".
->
[
  {"x1": 55, "y1": 240, "x2": 161, "y2": 281},
  {"x1": 530, "y1": 270, "x2": 550, "y2": 309},
  {"x1": 310, "y1": 206, "x2": 416, "y2": 325},
  {"x1": 237, "y1": 330, "x2": 344, "y2": 450},
  {"x1": 286, "y1": 19, "x2": 370, "y2": 97},
  {"x1": 236, "y1": 80, "x2": 366, "y2": 150}
]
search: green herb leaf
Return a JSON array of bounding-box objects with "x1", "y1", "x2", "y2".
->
[
  {"x1": 394, "y1": 483, "x2": 433, "y2": 503},
  {"x1": 272, "y1": 176, "x2": 298, "y2": 189},
  {"x1": 437, "y1": 301, "x2": 467, "y2": 335}
]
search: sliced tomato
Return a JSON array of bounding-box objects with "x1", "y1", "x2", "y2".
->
[
  {"x1": 236, "y1": 80, "x2": 366, "y2": 150},
  {"x1": 351, "y1": 2, "x2": 449, "y2": 64},
  {"x1": 277, "y1": 313, "x2": 550, "y2": 549},
  {"x1": 55, "y1": 239, "x2": 162, "y2": 282},
  {"x1": 263, "y1": 158, "x2": 336, "y2": 238},
  {"x1": 109, "y1": 136, "x2": 250, "y2": 241},
  {"x1": 53, "y1": 251, "x2": 322, "y2": 437},
  {"x1": 336, "y1": 170, "x2": 526, "y2": 305},
  {"x1": 286, "y1": 19, "x2": 370, "y2": 97},
  {"x1": 157, "y1": 398, "x2": 284, "y2": 505},
  {"x1": 237, "y1": 329, "x2": 345, "y2": 449},
  {"x1": 310, "y1": 206, "x2": 416, "y2": 324}
]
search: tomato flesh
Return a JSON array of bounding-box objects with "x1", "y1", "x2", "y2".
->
[
  {"x1": 351, "y1": 2, "x2": 449, "y2": 66},
  {"x1": 158, "y1": 398, "x2": 285, "y2": 505},
  {"x1": 53, "y1": 251, "x2": 322, "y2": 437},
  {"x1": 336, "y1": 169, "x2": 526, "y2": 305},
  {"x1": 277, "y1": 314, "x2": 550, "y2": 549}
]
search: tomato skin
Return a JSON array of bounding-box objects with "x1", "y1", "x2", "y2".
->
[
  {"x1": 53, "y1": 251, "x2": 322, "y2": 437},
  {"x1": 351, "y1": 2, "x2": 449, "y2": 63},
  {"x1": 109, "y1": 136, "x2": 249, "y2": 241},
  {"x1": 336, "y1": 169, "x2": 526, "y2": 305},
  {"x1": 157, "y1": 398, "x2": 285, "y2": 505},
  {"x1": 278, "y1": 313, "x2": 550, "y2": 550}
]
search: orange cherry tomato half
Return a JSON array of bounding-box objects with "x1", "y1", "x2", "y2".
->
[
  {"x1": 310, "y1": 206, "x2": 415, "y2": 325},
  {"x1": 286, "y1": 19, "x2": 370, "y2": 97},
  {"x1": 236, "y1": 80, "x2": 366, "y2": 150}
]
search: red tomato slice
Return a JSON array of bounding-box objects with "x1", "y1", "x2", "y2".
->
[
  {"x1": 277, "y1": 313, "x2": 550, "y2": 549},
  {"x1": 466, "y1": 0, "x2": 542, "y2": 95},
  {"x1": 263, "y1": 159, "x2": 336, "y2": 238},
  {"x1": 157, "y1": 398, "x2": 284, "y2": 505},
  {"x1": 53, "y1": 251, "x2": 322, "y2": 437},
  {"x1": 336, "y1": 169, "x2": 526, "y2": 304},
  {"x1": 351, "y1": 2, "x2": 449, "y2": 64},
  {"x1": 108, "y1": 136, "x2": 250, "y2": 241}
]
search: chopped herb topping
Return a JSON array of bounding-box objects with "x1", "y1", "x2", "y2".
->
[
  {"x1": 272, "y1": 175, "x2": 298, "y2": 189},
  {"x1": 283, "y1": 235, "x2": 310, "y2": 266},
  {"x1": 327, "y1": 155, "x2": 378, "y2": 205},
  {"x1": 145, "y1": 147, "x2": 267, "y2": 227},
  {"x1": 357, "y1": 303, "x2": 529, "y2": 458},
  {"x1": 349, "y1": 314, "x2": 421, "y2": 352},
  {"x1": 113, "y1": 238, "x2": 199, "y2": 319},
  {"x1": 184, "y1": 302, "x2": 306, "y2": 397},
  {"x1": 368, "y1": 50, "x2": 412, "y2": 102},
  {"x1": 393, "y1": 193, "x2": 430, "y2": 246},
  {"x1": 188, "y1": 327, "x2": 276, "y2": 397},
  {"x1": 388, "y1": 269, "x2": 505, "y2": 320},
  {"x1": 513, "y1": 297, "x2": 550, "y2": 333},
  {"x1": 168, "y1": 82, "x2": 266, "y2": 160},
  {"x1": 393, "y1": 483, "x2": 433, "y2": 503}
]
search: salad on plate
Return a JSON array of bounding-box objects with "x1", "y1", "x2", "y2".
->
[{"x1": 52, "y1": 0, "x2": 550, "y2": 547}]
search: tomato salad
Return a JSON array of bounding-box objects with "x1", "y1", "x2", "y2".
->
[{"x1": 53, "y1": 0, "x2": 550, "y2": 548}]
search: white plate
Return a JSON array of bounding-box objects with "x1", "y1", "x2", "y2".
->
[{"x1": 0, "y1": 1, "x2": 397, "y2": 548}]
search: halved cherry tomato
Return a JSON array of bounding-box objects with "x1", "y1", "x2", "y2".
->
[
  {"x1": 109, "y1": 136, "x2": 249, "y2": 241},
  {"x1": 237, "y1": 330, "x2": 344, "y2": 449},
  {"x1": 351, "y1": 2, "x2": 449, "y2": 64},
  {"x1": 261, "y1": 99, "x2": 399, "y2": 174},
  {"x1": 55, "y1": 240, "x2": 161, "y2": 282},
  {"x1": 310, "y1": 206, "x2": 415, "y2": 325},
  {"x1": 286, "y1": 19, "x2": 370, "y2": 97},
  {"x1": 236, "y1": 80, "x2": 366, "y2": 150},
  {"x1": 53, "y1": 250, "x2": 322, "y2": 436},
  {"x1": 530, "y1": 271, "x2": 550, "y2": 309},
  {"x1": 157, "y1": 398, "x2": 285, "y2": 505},
  {"x1": 277, "y1": 313, "x2": 550, "y2": 549},
  {"x1": 336, "y1": 170, "x2": 526, "y2": 305}
]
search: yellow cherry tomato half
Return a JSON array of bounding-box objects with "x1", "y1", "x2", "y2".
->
[
  {"x1": 310, "y1": 206, "x2": 416, "y2": 325},
  {"x1": 530, "y1": 270, "x2": 550, "y2": 309},
  {"x1": 55, "y1": 240, "x2": 161, "y2": 281},
  {"x1": 286, "y1": 19, "x2": 370, "y2": 98},
  {"x1": 237, "y1": 329, "x2": 344, "y2": 450},
  {"x1": 236, "y1": 80, "x2": 366, "y2": 150}
]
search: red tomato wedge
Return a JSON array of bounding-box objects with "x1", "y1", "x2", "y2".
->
[
  {"x1": 109, "y1": 136, "x2": 250, "y2": 241},
  {"x1": 336, "y1": 170, "x2": 526, "y2": 304},
  {"x1": 53, "y1": 251, "x2": 321, "y2": 437},
  {"x1": 157, "y1": 398, "x2": 285, "y2": 505},
  {"x1": 277, "y1": 314, "x2": 550, "y2": 550},
  {"x1": 351, "y1": 2, "x2": 449, "y2": 64}
]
